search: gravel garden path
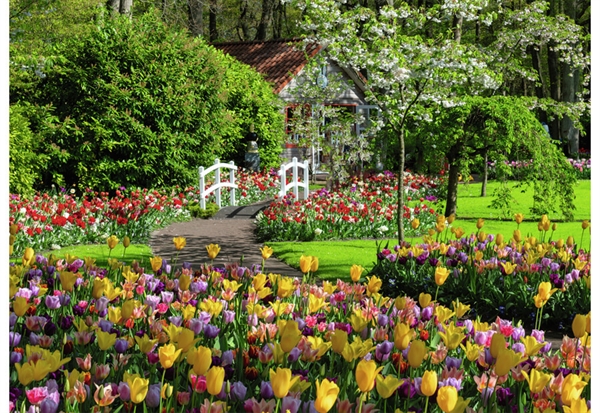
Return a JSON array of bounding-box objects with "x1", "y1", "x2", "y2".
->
[{"x1": 149, "y1": 199, "x2": 304, "y2": 278}]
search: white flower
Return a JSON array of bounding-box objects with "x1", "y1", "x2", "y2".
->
[
  {"x1": 51, "y1": 244, "x2": 62, "y2": 250},
  {"x1": 314, "y1": 228, "x2": 323, "y2": 236},
  {"x1": 378, "y1": 225, "x2": 389, "y2": 232}
]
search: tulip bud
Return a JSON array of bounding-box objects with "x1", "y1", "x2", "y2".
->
[
  {"x1": 411, "y1": 219, "x2": 420, "y2": 230},
  {"x1": 582, "y1": 220, "x2": 590, "y2": 230},
  {"x1": 572, "y1": 314, "x2": 586, "y2": 338},
  {"x1": 514, "y1": 213, "x2": 524, "y2": 224},
  {"x1": 123, "y1": 236, "x2": 131, "y2": 248},
  {"x1": 476, "y1": 218, "x2": 484, "y2": 229},
  {"x1": 446, "y1": 214, "x2": 455, "y2": 224},
  {"x1": 495, "y1": 234, "x2": 504, "y2": 246},
  {"x1": 566, "y1": 236, "x2": 574, "y2": 247},
  {"x1": 513, "y1": 230, "x2": 522, "y2": 243},
  {"x1": 9, "y1": 224, "x2": 19, "y2": 235},
  {"x1": 552, "y1": 223, "x2": 557, "y2": 231},
  {"x1": 556, "y1": 239, "x2": 564, "y2": 249}
]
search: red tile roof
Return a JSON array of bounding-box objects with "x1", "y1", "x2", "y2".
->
[{"x1": 212, "y1": 39, "x2": 321, "y2": 94}]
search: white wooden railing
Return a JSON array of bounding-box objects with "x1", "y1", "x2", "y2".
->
[
  {"x1": 198, "y1": 159, "x2": 237, "y2": 209},
  {"x1": 278, "y1": 157, "x2": 309, "y2": 200}
]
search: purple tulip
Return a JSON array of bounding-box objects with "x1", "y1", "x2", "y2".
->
[
  {"x1": 9, "y1": 332, "x2": 21, "y2": 347},
  {"x1": 188, "y1": 318, "x2": 204, "y2": 335},
  {"x1": 58, "y1": 294, "x2": 71, "y2": 307},
  {"x1": 230, "y1": 381, "x2": 247, "y2": 402},
  {"x1": 10, "y1": 351, "x2": 22, "y2": 364},
  {"x1": 421, "y1": 306, "x2": 433, "y2": 321},
  {"x1": 282, "y1": 396, "x2": 302, "y2": 413},
  {"x1": 223, "y1": 310, "x2": 235, "y2": 324},
  {"x1": 203, "y1": 324, "x2": 220, "y2": 339},
  {"x1": 114, "y1": 339, "x2": 129, "y2": 354},
  {"x1": 445, "y1": 356, "x2": 462, "y2": 370},
  {"x1": 439, "y1": 377, "x2": 462, "y2": 391},
  {"x1": 288, "y1": 347, "x2": 301, "y2": 363},
  {"x1": 98, "y1": 320, "x2": 113, "y2": 333},
  {"x1": 118, "y1": 382, "x2": 130, "y2": 401},
  {"x1": 145, "y1": 384, "x2": 161, "y2": 408},
  {"x1": 161, "y1": 291, "x2": 174, "y2": 305},
  {"x1": 511, "y1": 326, "x2": 525, "y2": 342},
  {"x1": 377, "y1": 314, "x2": 389, "y2": 327},
  {"x1": 39, "y1": 399, "x2": 58, "y2": 413},
  {"x1": 260, "y1": 381, "x2": 274, "y2": 399},
  {"x1": 168, "y1": 316, "x2": 183, "y2": 327}
]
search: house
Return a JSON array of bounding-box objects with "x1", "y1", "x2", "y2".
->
[{"x1": 212, "y1": 39, "x2": 379, "y2": 169}]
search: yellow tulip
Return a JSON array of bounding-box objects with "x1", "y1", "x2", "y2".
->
[
  {"x1": 179, "y1": 274, "x2": 191, "y2": 291},
  {"x1": 513, "y1": 229, "x2": 522, "y2": 243},
  {"x1": 366, "y1": 275, "x2": 382, "y2": 295},
  {"x1": 421, "y1": 370, "x2": 438, "y2": 396},
  {"x1": 311, "y1": 256, "x2": 319, "y2": 272},
  {"x1": 134, "y1": 334, "x2": 158, "y2": 354},
  {"x1": 452, "y1": 300, "x2": 470, "y2": 318},
  {"x1": 494, "y1": 347, "x2": 524, "y2": 376},
  {"x1": 476, "y1": 218, "x2": 484, "y2": 229},
  {"x1": 15, "y1": 362, "x2": 35, "y2": 386},
  {"x1": 13, "y1": 296, "x2": 29, "y2": 317},
  {"x1": 158, "y1": 343, "x2": 182, "y2": 369},
  {"x1": 92, "y1": 277, "x2": 107, "y2": 300},
  {"x1": 355, "y1": 359, "x2": 383, "y2": 393},
  {"x1": 522, "y1": 368, "x2": 551, "y2": 394},
  {"x1": 299, "y1": 255, "x2": 313, "y2": 273},
  {"x1": 446, "y1": 214, "x2": 455, "y2": 224},
  {"x1": 563, "y1": 398, "x2": 590, "y2": 413},
  {"x1": 435, "y1": 266, "x2": 451, "y2": 286},
  {"x1": 501, "y1": 262, "x2": 517, "y2": 275},
  {"x1": 106, "y1": 235, "x2": 119, "y2": 250},
  {"x1": 188, "y1": 346, "x2": 212, "y2": 376},
  {"x1": 314, "y1": 379, "x2": 339, "y2": 413},
  {"x1": 350, "y1": 264, "x2": 364, "y2": 282},
  {"x1": 407, "y1": 340, "x2": 427, "y2": 368},
  {"x1": 460, "y1": 341, "x2": 483, "y2": 362},
  {"x1": 419, "y1": 293, "x2": 431, "y2": 308},
  {"x1": 173, "y1": 237, "x2": 186, "y2": 251},
  {"x1": 22, "y1": 247, "x2": 35, "y2": 266},
  {"x1": 150, "y1": 256, "x2": 163, "y2": 273},
  {"x1": 128, "y1": 376, "x2": 149, "y2": 404},
  {"x1": 330, "y1": 329, "x2": 348, "y2": 354},
  {"x1": 585, "y1": 312, "x2": 591, "y2": 334},
  {"x1": 376, "y1": 374, "x2": 403, "y2": 399},
  {"x1": 107, "y1": 306, "x2": 122, "y2": 324},
  {"x1": 394, "y1": 296, "x2": 406, "y2": 311},
  {"x1": 537, "y1": 282, "x2": 557, "y2": 302},
  {"x1": 434, "y1": 306, "x2": 455, "y2": 324},
  {"x1": 206, "y1": 243, "x2": 221, "y2": 260},
  {"x1": 411, "y1": 218, "x2": 420, "y2": 229},
  {"x1": 490, "y1": 333, "x2": 506, "y2": 358},
  {"x1": 59, "y1": 271, "x2": 78, "y2": 292},
  {"x1": 96, "y1": 330, "x2": 117, "y2": 351},
  {"x1": 438, "y1": 323, "x2": 466, "y2": 351},
  {"x1": 453, "y1": 227, "x2": 465, "y2": 239},
  {"x1": 10, "y1": 224, "x2": 19, "y2": 235},
  {"x1": 122, "y1": 236, "x2": 131, "y2": 248},
  {"x1": 393, "y1": 322, "x2": 412, "y2": 351},
  {"x1": 566, "y1": 236, "x2": 574, "y2": 247},
  {"x1": 514, "y1": 213, "x2": 524, "y2": 224},
  {"x1": 572, "y1": 314, "x2": 587, "y2": 338},
  {"x1": 436, "y1": 386, "x2": 458, "y2": 412},
  {"x1": 520, "y1": 336, "x2": 546, "y2": 357},
  {"x1": 561, "y1": 374, "x2": 587, "y2": 406},
  {"x1": 269, "y1": 367, "x2": 300, "y2": 398},
  {"x1": 121, "y1": 299, "x2": 138, "y2": 321},
  {"x1": 279, "y1": 320, "x2": 302, "y2": 352},
  {"x1": 581, "y1": 220, "x2": 590, "y2": 230},
  {"x1": 495, "y1": 233, "x2": 504, "y2": 246},
  {"x1": 206, "y1": 366, "x2": 225, "y2": 396},
  {"x1": 260, "y1": 245, "x2": 273, "y2": 260}
]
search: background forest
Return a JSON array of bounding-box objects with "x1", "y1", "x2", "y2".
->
[{"x1": 9, "y1": 0, "x2": 591, "y2": 199}]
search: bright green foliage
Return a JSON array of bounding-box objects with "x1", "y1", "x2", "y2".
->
[
  {"x1": 419, "y1": 96, "x2": 577, "y2": 220},
  {"x1": 9, "y1": 103, "x2": 49, "y2": 196},
  {"x1": 11, "y1": 10, "x2": 284, "y2": 191}
]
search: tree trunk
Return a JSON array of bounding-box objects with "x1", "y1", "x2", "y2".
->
[
  {"x1": 107, "y1": 0, "x2": 120, "y2": 13},
  {"x1": 209, "y1": 0, "x2": 218, "y2": 42},
  {"x1": 238, "y1": 0, "x2": 251, "y2": 40},
  {"x1": 444, "y1": 160, "x2": 460, "y2": 218},
  {"x1": 188, "y1": 0, "x2": 203, "y2": 37},
  {"x1": 561, "y1": 0, "x2": 580, "y2": 157},
  {"x1": 397, "y1": 128, "x2": 405, "y2": 243},
  {"x1": 528, "y1": 43, "x2": 548, "y2": 123},
  {"x1": 255, "y1": 0, "x2": 275, "y2": 41},
  {"x1": 452, "y1": 14, "x2": 463, "y2": 43},
  {"x1": 547, "y1": 0, "x2": 562, "y2": 141},
  {"x1": 481, "y1": 151, "x2": 488, "y2": 197},
  {"x1": 120, "y1": 0, "x2": 132, "y2": 17}
]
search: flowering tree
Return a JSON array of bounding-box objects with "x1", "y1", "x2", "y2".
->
[{"x1": 291, "y1": 0, "x2": 589, "y2": 242}]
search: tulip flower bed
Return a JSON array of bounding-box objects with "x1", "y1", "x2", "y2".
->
[
  {"x1": 8, "y1": 168, "x2": 283, "y2": 257},
  {"x1": 487, "y1": 159, "x2": 591, "y2": 180},
  {"x1": 9, "y1": 243, "x2": 591, "y2": 413},
  {"x1": 369, "y1": 216, "x2": 591, "y2": 333},
  {"x1": 255, "y1": 172, "x2": 444, "y2": 241}
]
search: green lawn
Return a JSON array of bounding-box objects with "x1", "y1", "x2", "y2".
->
[{"x1": 450, "y1": 179, "x2": 590, "y2": 221}]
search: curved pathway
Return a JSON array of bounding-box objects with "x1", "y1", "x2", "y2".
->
[{"x1": 149, "y1": 199, "x2": 304, "y2": 278}]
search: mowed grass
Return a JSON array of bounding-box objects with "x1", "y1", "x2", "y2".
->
[
  {"x1": 271, "y1": 180, "x2": 591, "y2": 281},
  {"x1": 451, "y1": 179, "x2": 590, "y2": 221}
]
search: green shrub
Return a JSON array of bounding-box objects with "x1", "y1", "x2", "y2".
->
[
  {"x1": 187, "y1": 201, "x2": 219, "y2": 219},
  {"x1": 9, "y1": 103, "x2": 49, "y2": 196},
  {"x1": 11, "y1": 10, "x2": 284, "y2": 191}
]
